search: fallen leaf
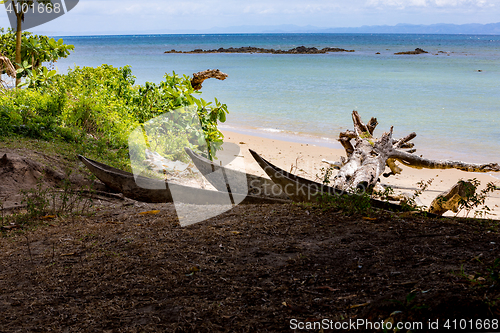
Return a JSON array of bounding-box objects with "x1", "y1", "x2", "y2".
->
[
  {"x1": 362, "y1": 217, "x2": 377, "y2": 221},
  {"x1": 337, "y1": 294, "x2": 357, "y2": 300},
  {"x1": 139, "y1": 210, "x2": 160, "y2": 215},
  {"x1": 349, "y1": 302, "x2": 370, "y2": 309},
  {"x1": 189, "y1": 265, "x2": 200, "y2": 272},
  {"x1": 315, "y1": 286, "x2": 339, "y2": 292}
]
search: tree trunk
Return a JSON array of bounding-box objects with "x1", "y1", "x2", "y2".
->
[
  {"x1": 14, "y1": 8, "x2": 23, "y2": 88},
  {"x1": 331, "y1": 111, "x2": 500, "y2": 194}
]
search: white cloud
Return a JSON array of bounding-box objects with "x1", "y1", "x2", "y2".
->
[
  {"x1": 69, "y1": 0, "x2": 351, "y2": 17},
  {"x1": 365, "y1": 0, "x2": 497, "y2": 8}
]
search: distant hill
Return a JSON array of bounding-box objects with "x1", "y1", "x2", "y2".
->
[
  {"x1": 206, "y1": 22, "x2": 500, "y2": 35},
  {"x1": 321, "y1": 22, "x2": 500, "y2": 34}
]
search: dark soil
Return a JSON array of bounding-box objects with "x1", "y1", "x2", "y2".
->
[
  {"x1": 1, "y1": 202, "x2": 499, "y2": 332},
  {"x1": 1, "y1": 151, "x2": 499, "y2": 332}
]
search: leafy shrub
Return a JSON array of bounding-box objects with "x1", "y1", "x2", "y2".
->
[
  {"x1": 0, "y1": 27, "x2": 74, "y2": 75},
  {"x1": 0, "y1": 88, "x2": 64, "y2": 139},
  {"x1": 455, "y1": 178, "x2": 497, "y2": 218},
  {"x1": 0, "y1": 63, "x2": 228, "y2": 162}
]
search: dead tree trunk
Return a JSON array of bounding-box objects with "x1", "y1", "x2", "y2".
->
[{"x1": 332, "y1": 111, "x2": 500, "y2": 193}]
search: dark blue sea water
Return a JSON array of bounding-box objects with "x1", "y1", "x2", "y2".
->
[{"x1": 54, "y1": 33, "x2": 500, "y2": 162}]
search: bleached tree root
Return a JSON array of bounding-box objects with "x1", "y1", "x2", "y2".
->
[{"x1": 331, "y1": 111, "x2": 500, "y2": 215}]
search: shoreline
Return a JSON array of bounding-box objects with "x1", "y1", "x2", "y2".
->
[
  {"x1": 219, "y1": 124, "x2": 343, "y2": 150},
  {"x1": 221, "y1": 129, "x2": 500, "y2": 219},
  {"x1": 219, "y1": 122, "x2": 498, "y2": 163}
]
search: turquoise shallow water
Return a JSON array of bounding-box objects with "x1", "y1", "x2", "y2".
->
[{"x1": 54, "y1": 33, "x2": 500, "y2": 162}]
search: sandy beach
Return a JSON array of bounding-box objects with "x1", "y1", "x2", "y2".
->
[{"x1": 222, "y1": 129, "x2": 500, "y2": 219}]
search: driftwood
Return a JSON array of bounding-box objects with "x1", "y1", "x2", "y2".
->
[
  {"x1": 190, "y1": 69, "x2": 228, "y2": 91},
  {"x1": 428, "y1": 181, "x2": 473, "y2": 215},
  {"x1": 0, "y1": 54, "x2": 16, "y2": 90},
  {"x1": 333, "y1": 111, "x2": 500, "y2": 192},
  {"x1": 330, "y1": 111, "x2": 500, "y2": 215}
]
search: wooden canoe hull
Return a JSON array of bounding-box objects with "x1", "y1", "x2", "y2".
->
[
  {"x1": 184, "y1": 147, "x2": 289, "y2": 199},
  {"x1": 78, "y1": 155, "x2": 290, "y2": 205},
  {"x1": 249, "y1": 149, "x2": 412, "y2": 212}
]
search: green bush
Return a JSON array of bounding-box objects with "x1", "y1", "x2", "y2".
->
[
  {"x1": 0, "y1": 64, "x2": 228, "y2": 163},
  {"x1": 53, "y1": 65, "x2": 139, "y2": 147},
  {"x1": 0, "y1": 88, "x2": 64, "y2": 139},
  {"x1": 0, "y1": 27, "x2": 74, "y2": 76}
]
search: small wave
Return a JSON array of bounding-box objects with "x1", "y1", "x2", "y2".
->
[
  {"x1": 489, "y1": 173, "x2": 500, "y2": 180},
  {"x1": 259, "y1": 128, "x2": 284, "y2": 133}
]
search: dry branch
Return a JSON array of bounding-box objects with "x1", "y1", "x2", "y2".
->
[
  {"x1": 394, "y1": 132, "x2": 416, "y2": 149},
  {"x1": 391, "y1": 150, "x2": 500, "y2": 172},
  {"x1": 0, "y1": 55, "x2": 16, "y2": 78},
  {"x1": 191, "y1": 69, "x2": 228, "y2": 91},
  {"x1": 366, "y1": 117, "x2": 378, "y2": 135},
  {"x1": 0, "y1": 54, "x2": 16, "y2": 91},
  {"x1": 352, "y1": 110, "x2": 370, "y2": 136}
]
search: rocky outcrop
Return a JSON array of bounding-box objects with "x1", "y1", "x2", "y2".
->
[
  {"x1": 165, "y1": 46, "x2": 355, "y2": 54},
  {"x1": 394, "y1": 48, "x2": 428, "y2": 55}
]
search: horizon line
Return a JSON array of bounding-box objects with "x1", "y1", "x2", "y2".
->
[{"x1": 21, "y1": 21, "x2": 500, "y2": 37}]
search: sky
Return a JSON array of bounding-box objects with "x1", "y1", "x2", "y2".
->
[{"x1": 0, "y1": 0, "x2": 499, "y2": 35}]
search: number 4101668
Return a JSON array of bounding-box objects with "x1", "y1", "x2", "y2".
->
[
  {"x1": 5, "y1": 2, "x2": 62, "y2": 14},
  {"x1": 443, "y1": 319, "x2": 498, "y2": 330}
]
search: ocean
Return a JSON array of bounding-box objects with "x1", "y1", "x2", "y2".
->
[{"x1": 54, "y1": 33, "x2": 500, "y2": 164}]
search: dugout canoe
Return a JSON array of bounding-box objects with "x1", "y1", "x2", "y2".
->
[
  {"x1": 184, "y1": 147, "x2": 288, "y2": 199},
  {"x1": 78, "y1": 155, "x2": 290, "y2": 205},
  {"x1": 249, "y1": 149, "x2": 420, "y2": 213}
]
